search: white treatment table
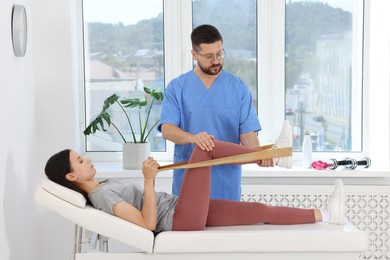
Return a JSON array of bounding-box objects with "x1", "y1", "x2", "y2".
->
[{"x1": 35, "y1": 179, "x2": 369, "y2": 260}]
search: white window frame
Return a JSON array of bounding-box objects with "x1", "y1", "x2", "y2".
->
[
  {"x1": 258, "y1": 0, "x2": 371, "y2": 165},
  {"x1": 78, "y1": 0, "x2": 389, "y2": 168}
]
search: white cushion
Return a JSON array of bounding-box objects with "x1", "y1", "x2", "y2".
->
[
  {"x1": 35, "y1": 180, "x2": 155, "y2": 253},
  {"x1": 153, "y1": 222, "x2": 369, "y2": 253},
  {"x1": 41, "y1": 179, "x2": 87, "y2": 208}
]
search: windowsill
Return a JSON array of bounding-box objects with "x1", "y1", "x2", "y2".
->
[{"x1": 93, "y1": 161, "x2": 390, "y2": 179}]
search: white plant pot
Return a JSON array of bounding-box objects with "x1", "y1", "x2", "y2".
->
[{"x1": 123, "y1": 142, "x2": 151, "y2": 170}]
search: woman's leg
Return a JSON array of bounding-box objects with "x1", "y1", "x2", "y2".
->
[
  {"x1": 206, "y1": 199, "x2": 316, "y2": 226},
  {"x1": 172, "y1": 140, "x2": 259, "y2": 231}
]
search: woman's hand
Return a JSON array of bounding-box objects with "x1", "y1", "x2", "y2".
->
[
  {"x1": 257, "y1": 158, "x2": 274, "y2": 167},
  {"x1": 142, "y1": 156, "x2": 159, "y2": 181}
]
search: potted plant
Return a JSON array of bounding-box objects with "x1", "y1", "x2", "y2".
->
[{"x1": 83, "y1": 87, "x2": 164, "y2": 169}]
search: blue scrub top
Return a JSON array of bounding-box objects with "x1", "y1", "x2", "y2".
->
[{"x1": 158, "y1": 70, "x2": 261, "y2": 200}]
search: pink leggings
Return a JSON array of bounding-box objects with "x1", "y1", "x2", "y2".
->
[{"x1": 172, "y1": 140, "x2": 315, "y2": 231}]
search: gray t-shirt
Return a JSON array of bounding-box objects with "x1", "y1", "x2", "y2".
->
[{"x1": 88, "y1": 179, "x2": 178, "y2": 233}]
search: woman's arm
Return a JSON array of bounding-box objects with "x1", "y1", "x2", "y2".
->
[{"x1": 112, "y1": 157, "x2": 159, "y2": 230}]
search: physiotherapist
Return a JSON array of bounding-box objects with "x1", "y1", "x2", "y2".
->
[{"x1": 158, "y1": 24, "x2": 271, "y2": 200}]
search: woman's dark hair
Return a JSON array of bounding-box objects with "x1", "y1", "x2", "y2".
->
[
  {"x1": 45, "y1": 149, "x2": 90, "y2": 203},
  {"x1": 191, "y1": 24, "x2": 223, "y2": 52}
]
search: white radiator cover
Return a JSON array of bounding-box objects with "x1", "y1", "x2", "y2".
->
[{"x1": 241, "y1": 185, "x2": 389, "y2": 259}]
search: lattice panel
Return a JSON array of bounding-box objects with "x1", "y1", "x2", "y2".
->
[{"x1": 241, "y1": 191, "x2": 390, "y2": 259}]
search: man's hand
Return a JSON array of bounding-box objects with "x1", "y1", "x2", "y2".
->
[{"x1": 190, "y1": 132, "x2": 215, "y2": 151}]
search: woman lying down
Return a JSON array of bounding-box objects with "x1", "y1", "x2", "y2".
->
[{"x1": 44, "y1": 140, "x2": 345, "y2": 233}]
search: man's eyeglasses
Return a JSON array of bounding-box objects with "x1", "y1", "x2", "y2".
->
[{"x1": 196, "y1": 49, "x2": 226, "y2": 63}]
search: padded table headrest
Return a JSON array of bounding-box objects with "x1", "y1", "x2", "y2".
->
[{"x1": 41, "y1": 179, "x2": 87, "y2": 208}]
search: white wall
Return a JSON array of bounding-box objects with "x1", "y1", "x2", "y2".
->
[
  {"x1": 367, "y1": 1, "x2": 390, "y2": 165},
  {"x1": 0, "y1": 1, "x2": 389, "y2": 260},
  {"x1": 0, "y1": 0, "x2": 78, "y2": 259},
  {"x1": 32, "y1": 0, "x2": 80, "y2": 259},
  {"x1": 0, "y1": 0, "x2": 40, "y2": 259}
]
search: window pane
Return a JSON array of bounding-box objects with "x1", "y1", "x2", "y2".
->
[
  {"x1": 285, "y1": 0, "x2": 363, "y2": 152},
  {"x1": 82, "y1": 0, "x2": 165, "y2": 152},
  {"x1": 192, "y1": 0, "x2": 258, "y2": 110}
]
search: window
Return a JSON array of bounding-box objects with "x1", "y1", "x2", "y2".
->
[
  {"x1": 193, "y1": 0, "x2": 258, "y2": 110},
  {"x1": 82, "y1": 0, "x2": 165, "y2": 157},
  {"x1": 81, "y1": 0, "x2": 367, "y2": 163},
  {"x1": 285, "y1": 0, "x2": 364, "y2": 153}
]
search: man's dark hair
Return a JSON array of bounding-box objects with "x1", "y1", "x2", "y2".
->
[{"x1": 191, "y1": 24, "x2": 223, "y2": 52}]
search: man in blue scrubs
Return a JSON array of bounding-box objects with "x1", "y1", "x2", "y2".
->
[{"x1": 158, "y1": 24, "x2": 271, "y2": 200}]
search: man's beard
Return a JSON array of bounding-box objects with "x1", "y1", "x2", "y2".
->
[{"x1": 199, "y1": 63, "x2": 223, "y2": 76}]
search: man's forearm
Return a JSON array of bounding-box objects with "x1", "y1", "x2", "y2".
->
[
  {"x1": 240, "y1": 131, "x2": 260, "y2": 147},
  {"x1": 161, "y1": 123, "x2": 193, "y2": 144}
]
